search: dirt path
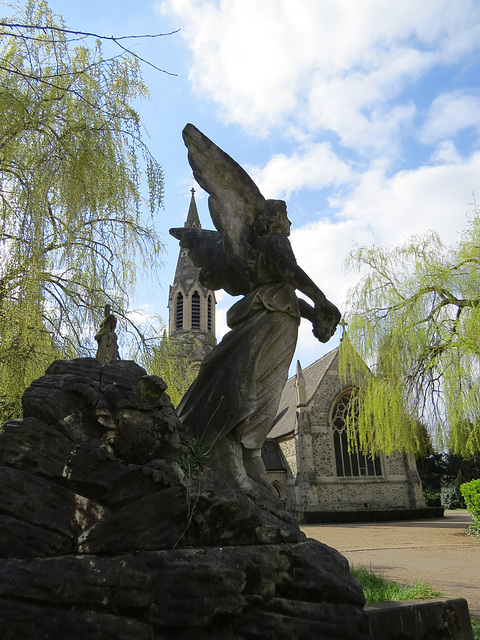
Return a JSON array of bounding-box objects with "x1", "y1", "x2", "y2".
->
[{"x1": 301, "y1": 510, "x2": 480, "y2": 620}]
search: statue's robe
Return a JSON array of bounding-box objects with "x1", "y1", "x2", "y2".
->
[{"x1": 177, "y1": 234, "x2": 300, "y2": 450}]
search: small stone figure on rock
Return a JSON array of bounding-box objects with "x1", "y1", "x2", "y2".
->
[
  {"x1": 170, "y1": 124, "x2": 341, "y2": 495},
  {"x1": 95, "y1": 304, "x2": 120, "y2": 365}
]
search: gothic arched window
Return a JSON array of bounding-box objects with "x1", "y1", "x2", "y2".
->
[
  {"x1": 207, "y1": 295, "x2": 213, "y2": 332},
  {"x1": 331, "y1": 389, "x2": 382, "y2": 478},
  {"x1": 176, "y1": 293, "x2": 184, "y2": 330},
  {"x1": 191, "y1": 291, "x2": 200, "y2": 329}
]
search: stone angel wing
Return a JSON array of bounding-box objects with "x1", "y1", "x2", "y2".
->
[
  {"x1": 181, "y1": 123, "x2": 266, "y2": 279},
  {"x1": 169, "y1": 227, "x2": 251, "y2": 296}
]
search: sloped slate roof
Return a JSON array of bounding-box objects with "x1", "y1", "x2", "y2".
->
[
  {"x1": 268, "y1": 347, "x2": 339, "y2": 440},
  {"x1": 261, "y1": 438, "x2": 287, "y2": 471}
]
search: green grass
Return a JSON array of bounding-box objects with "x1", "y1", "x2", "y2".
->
[
  {"x1": 352, "y1": 565, "x2": 480, "y2": 638},
  {"x1": 471, "y1": 619, "x2": 480, "y2": 640},
  {"x1": 351, "y1": 566, "x2": 443, "y2": 604}
]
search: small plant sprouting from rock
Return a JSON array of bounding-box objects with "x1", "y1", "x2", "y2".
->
[
  {"x1": 178, "y1": 438, "x2": 209, "y2": 480},
  {"x1": 173, "y1": 438, "x2": 210, "y2": 549}
]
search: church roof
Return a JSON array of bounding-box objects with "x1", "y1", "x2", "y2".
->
[
  {"x1": 268, "y1": 347, "x2": 339, "y2": 440},
  {"x1": 261, "y1": 438, "x2": 287, "y2": 471}
]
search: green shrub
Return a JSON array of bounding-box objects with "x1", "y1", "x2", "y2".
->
[
  {"x1": 423, "y1": 487, "x2": 441, "y2": 507},
  {"x1": 460, "y1": 479, "x2": 480, "y2": 535}
]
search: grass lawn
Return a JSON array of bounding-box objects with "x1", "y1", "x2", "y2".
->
[
  {"x1": 351, "y1": 566, "x2": 442, "y2": 604},
  {"x1": 471, "y1": 619, "x2": 480, "y2": 640},
  {"x1": 352, "y1": 565, "x2": 480, "y2": 640}
]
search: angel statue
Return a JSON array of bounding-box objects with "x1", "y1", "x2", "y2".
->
[{"x1": 170, "y1": 124, "x2": 341, "y2": 495}]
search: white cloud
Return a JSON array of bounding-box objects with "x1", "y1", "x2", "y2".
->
[
  {"x1": 420, "y1": 91, "x2": 480, "y2": 144},
  {"x1": 246, "y1": 142, "x2": 356, "y2": 199},
  {"x1": 289, "y1": 153, "x2": 480, "y2": 317},
  {"x1": 336, "y1": 154, "x2": 480, "y2": 247},
  {"x1": 430, "y1": 141, "x2": 462, "y2": 165},
  {"x1": 160, "y1": 0, "x2": 480, "y2": 154}
]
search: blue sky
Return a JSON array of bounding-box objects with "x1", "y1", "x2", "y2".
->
[{"x1": 43, "y1": 0, "x2": 480, "y2": 370}]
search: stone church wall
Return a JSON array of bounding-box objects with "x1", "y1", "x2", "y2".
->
[{"x1": 281, "y1": 352, "x2": 426, "y2": 517}]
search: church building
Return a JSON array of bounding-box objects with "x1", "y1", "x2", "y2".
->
[
  {"x1": 169, "y1": 193, "x2": 426, "y2": 521},
  {"x1": 168, "y1": 189, "x2": 217, "y2": 369},
  {"x1": 265, "y1": 349, "x2": 426, "y2": 521}
]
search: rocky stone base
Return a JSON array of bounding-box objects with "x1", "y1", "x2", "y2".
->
[
  {"x1": 0, "y1": 358, "x2": 368, "y2": 639},
  {"x1": 0, "y1": 541, "x2": 368, "y2": 639}
]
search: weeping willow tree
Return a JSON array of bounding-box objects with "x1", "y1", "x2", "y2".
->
[
  {"x1": 342, "y1": 202, "x2": 480, "y2": 458},
  {"x1": 0, "y1": 0, "x2": 166, "y2": 421}
]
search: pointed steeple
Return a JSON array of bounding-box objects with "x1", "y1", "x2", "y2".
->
[
  {"x1": 185, "y1": 187, "x2": 201, "y2": 229},
  {"x1": 168, "y1": 189, "x2": 217, "y2": 366},
  {"x1": 170, "y1": 189, "x2": 204, "y2": 299},
  {"x1": 295, "y1": 360, "x2": 307, "y2": 407}
]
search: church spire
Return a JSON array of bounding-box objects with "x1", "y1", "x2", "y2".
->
[
  {"x1": 185, "y1": 187, "x2": 201, "y2": 229},
  {"x1": 168, "y1": 190, "x2": 217, "y2": 367}
]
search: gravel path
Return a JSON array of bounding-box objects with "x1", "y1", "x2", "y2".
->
[{"x1": 301, "y1": 510, "x2": 480, "y2": 620}]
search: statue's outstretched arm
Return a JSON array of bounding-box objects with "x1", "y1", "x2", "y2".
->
[
  {"x1": 275, "y1": 257, "x2": 327, "y2": 305},
  {"x1": 275, "y1": 255, "x2": 341, "y2": 342}
]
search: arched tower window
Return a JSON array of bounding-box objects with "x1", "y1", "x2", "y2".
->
[
  {"x1": 207, "y1": 295, "x2": 213, "y2": 332},
  {"x1": 176, "y1": 293, "x2": 184, "y2": 330},
  {"x1": 191, "y1": 291, "x2": 200, "y2": 329},
  {"x1": 331, "y1": 389, "x2": 382, "y2": 478}
]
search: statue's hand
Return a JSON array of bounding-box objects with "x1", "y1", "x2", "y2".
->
[{"x1": 312, "y1": 300, "x2": 341, "y2": 343}]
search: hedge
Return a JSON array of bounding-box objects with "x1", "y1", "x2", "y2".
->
[{"x1": 460, "y1": 478, "x2": 480, "y2": 535}]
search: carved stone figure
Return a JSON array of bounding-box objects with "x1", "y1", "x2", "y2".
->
[
  {"x1": 95, "y1": 304, "x2": 120, "y2": 364},
  {"x1": 170, "y1": 124, "x2": 341, "y2": 494}
]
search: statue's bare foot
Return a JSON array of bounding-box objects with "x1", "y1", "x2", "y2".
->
[
  {"x1": 208, "y1": 436, "x2": 254, "y2": 492},
  {"x1": 242, "y1": 447, "x2": 277, "y2": 495}
]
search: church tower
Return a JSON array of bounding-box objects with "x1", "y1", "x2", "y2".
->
[{"x1": 168, "y1": 189, "x2": 217, "y2": 368}]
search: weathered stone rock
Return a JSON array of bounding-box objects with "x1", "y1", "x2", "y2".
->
[
  {"x1": 0, "y1": 416, "x2": 76, "y2": 477},
  {"x1": 22, "y1": 357, "x2": 102, "y2": 426},
  {"x1": 100, "y1": 459, "x2": 180, "y2": 508},
  {"x1": 0, "y1": 515, "x2": 72, "y2": 559},
  {"x1": 109, "y1": 406, "x2": 182, "y2": 465},
  {"x1": 0, "y1": 543, "x2": 367, "y2": 639},
  {"x1": 98, "y1": 360, "x2": 169, "y2": 412},
  {"x1": 0, "y1": 358, "x2": 369, "y2": 639},
  {"x1": 63, "y1": 438, "x2": 133, "y2": 499},
  {"x1": 0, "y1": 467, "x2": 106, "y2": 549},
  {"x1": 0, "y1": 600, "x2": 154, "y2": 640},
  {"x1": 78, "y1": 485, "x2": 188, "y2": 553},
  {"x1": 181, "y1": 469, "x2": 304, "y2": 547},
  {"x1": 46, "y1": 357, "x2": 103, "y2": 379},
  {"x1": 0, "y1": 555, "x2": 153, "y2": 608},
  {"x1": 140, "y1": 542, "x2": 367, "y2": 639}
]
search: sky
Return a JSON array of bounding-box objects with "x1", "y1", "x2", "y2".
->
[{"x1": 39, "y1": 0, "x2": 480, "y2": 372}]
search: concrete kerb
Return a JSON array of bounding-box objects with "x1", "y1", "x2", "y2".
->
[{"x1": 366, "y1": 597, "x2": 474, "y2": 640}]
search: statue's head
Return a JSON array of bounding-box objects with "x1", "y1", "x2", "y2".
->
[{"x1": 254, "y1": 199, "x2": 291, "y2": 237}]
